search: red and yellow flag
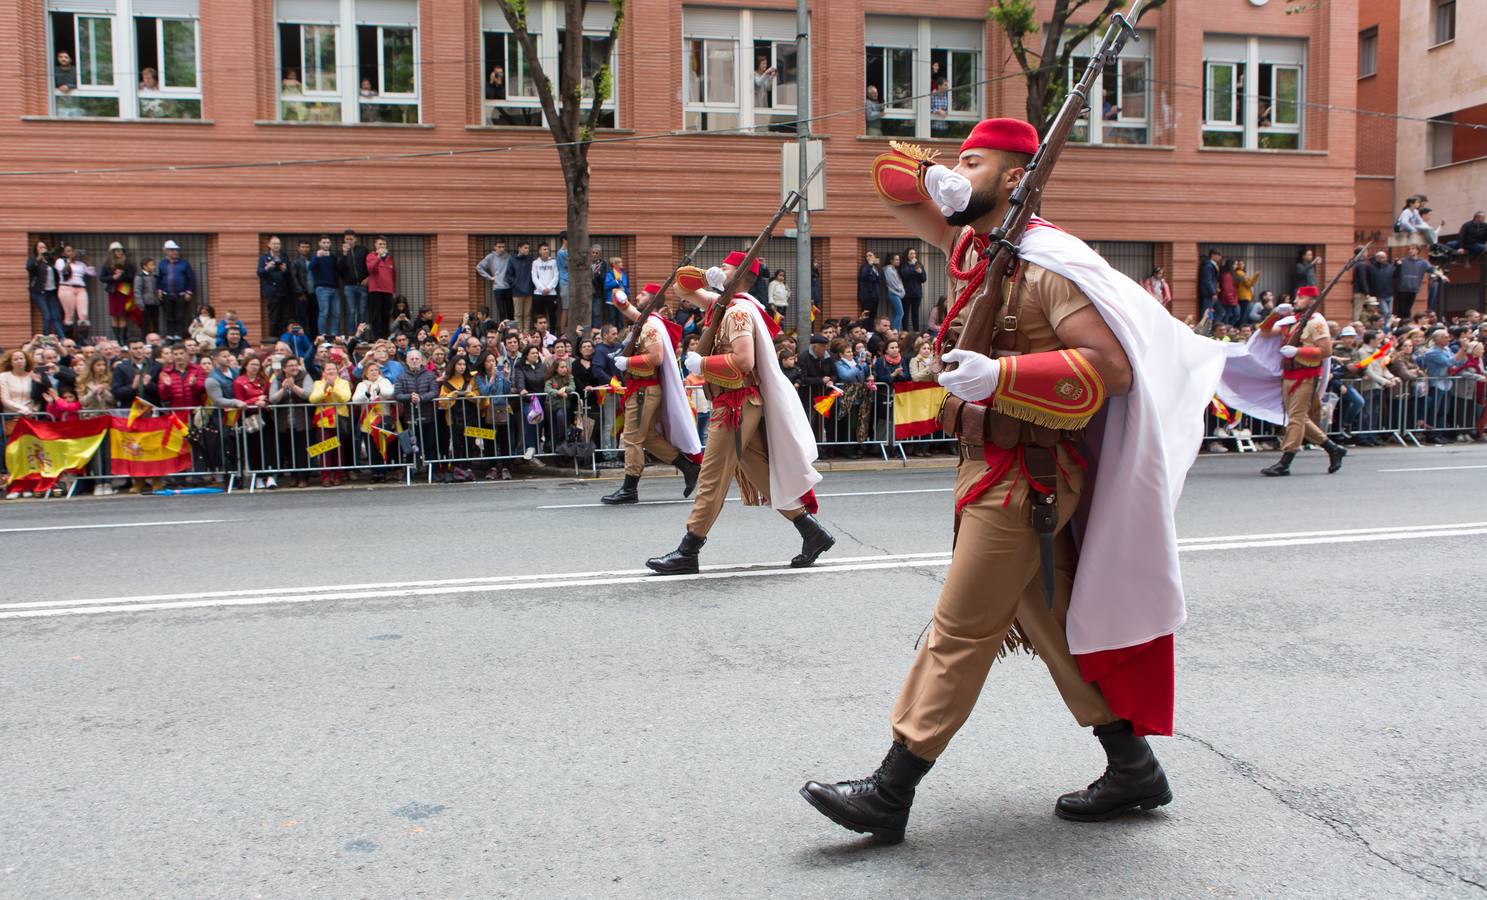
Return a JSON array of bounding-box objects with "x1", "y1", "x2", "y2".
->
[
  {"x1": 609, "y1": 376, "x2": 623, "y2": 392},
  {"x1": 3, "y1": 418, "x2": 109, "y2": 494},
  {"x1": 431, "y1": 314, "x2": 444, "y2": 338},
  {"x1": 126, "y1": 396, "x2": 153, "y2": 426},
  {"x1": 222, "y1": 407, "x2": 241, "y2": 428},
  {"x1": 313, "y1": 405, "x2": 338, "y2": 429},
  {"x1": 1355, "y1": 339, "x2": 1394, "y2": 370},
  {"x1": 370, "y1": 426, "x2": 396, "y2": 458},
  {"x1": 813, "y1": 386, "x2": 844, "y2": 416},
  {"x1": 1210, "y1": 397, "x2": 1232, "y2": 422},
  {"x1": 108, "y1": 414, "x2": 192, "y2": 477},
  {"x1": 359, "y1": 406, "x2": 383, "y2": 434},
  {"x1": 892, "y1": 381, "x2": 948, "y2": 439}
]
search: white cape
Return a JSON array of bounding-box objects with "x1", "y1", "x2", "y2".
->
[
  {"x1": 1215, "y1": 314, "x2": 1330, "y2": 426},
  {"x1": 733, "y1": 295, "x2": 822, "y2": 508},
  {"x1": 648, "y1": 313, "x2": 703, "y2": 457},
  {"x1": 1018, "y1": 222, "x2": 1226, "y2": 654}
]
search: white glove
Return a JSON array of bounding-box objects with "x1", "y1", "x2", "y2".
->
[
  {"x1": 936, "y1": 349, "x2": 1000, "y2": 402},
  {"x1": 705, "y1": 266, "x2": 727, "y2": 290},
  {"x1": 1273, "y1": 316, "x2": 1297, "y2": 329},
  {"x1": 1273, "y1": 303, "x2": 1295, "y2": 316},
  {"x1": 685, "y1": 351, "x2": 703, "y2": 376},
  {"x1": 612, "y1": 289, "x2": 628, "y2": 306},
  {"x1": 1279, "y1": 345, "x2": 1299, "y2": 359},
  {"x1": 613, "y1": 354, "x2": 629, "y2": 373},
  {"x1": 924, "y1": 165, "x2": 973, "y2": 218}
]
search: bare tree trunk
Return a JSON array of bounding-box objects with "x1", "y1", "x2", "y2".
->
[{"x1": 563, "y1": 149, "x2": 592, "y2": 335}]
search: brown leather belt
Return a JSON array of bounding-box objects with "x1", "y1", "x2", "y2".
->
[{"x1": 939, "y1": 394, "x2": 1084, "y2": 450}]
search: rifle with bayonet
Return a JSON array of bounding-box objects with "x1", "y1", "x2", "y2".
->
[
  {"x1": 619, "y1": 234, "x2": 709, "y2": 357},
  {"x1": 940, "y1": 0, "x2": 1149, "y2": 367}
]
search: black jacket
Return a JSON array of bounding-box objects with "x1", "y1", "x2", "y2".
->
[
  {"x1": 901, "y1": 262, "x2": 926, "y2": 301},
  {"x1": 1458, "y1": 219, "x2": 1487, "y2": 248},
  {"x1": 799, "y1": 348, "x2": 835, "y2": 388},
  {"x1": 27, "y1": 255, "x2": 56, "y2": 294},
  {"x1": 258, "y1": 253, "x2": 292, "y2": 300},
  {"x1": 290, "y1": 254, "x2": 311, "y2": 298},
  {"x1": 513, "y1": 360, "x2": 548, "y2": 395},
  {"x1": 111, "y1": 358, "x2": 160, "y2": 408},
  {"x1": 857, "y1": 263, "x2": 883, "y2": 305},
  {"x1": 338, "y1": 244, "x2": 370, "y2": 286},
  {"x1": 1364, "y1": 261, "x2": 1396, "y2": 300}
]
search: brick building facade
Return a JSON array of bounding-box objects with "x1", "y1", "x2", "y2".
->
[{"x1": 1, "y1": 0, "x2": 1360, "y2": 346}]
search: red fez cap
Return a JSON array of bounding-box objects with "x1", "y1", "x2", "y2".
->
[
  {"x1": 642, "y1": 282, "x2": 662, "y2": 296},
  {"x1": 959, "y1": 118, "x2": 1039, "y2": 157},
  {"x1": 1295, "y1": 285, "x2": 1319, "y2": 298},
  {"x1": 723, "y1": 251, "x2": 761, "y2": 277}
]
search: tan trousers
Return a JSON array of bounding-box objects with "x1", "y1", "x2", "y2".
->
[
  {"x1": 685, "y1": 397, "x2": 802, "y2": 536},
  {"x1": 1281, "y1": 376, "x2": 1329, "y2": 452},
  {"x1": 623, "y1": 384, "x2": 681, "y2": 477},
  {"x1": 514, "y1": 295, "x2": 533, "y2": 330},
  {"x1": 891, "y1": 452, "x2": 1116, "y2": 761},
  {"x1": 1352, "y1": 292, "x2": 1374, "y2": 323}
]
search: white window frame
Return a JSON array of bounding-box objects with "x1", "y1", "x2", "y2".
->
[
  {"x1": 751, "y1": 37, "x2": 797, "y2": 114},
  {"x1": 276, "y1": 20, "x2": 342, "y2": 121},
  {"x1": 1202, "y1": 36, "x2": 1306, "y2": 151},
  {"x1": 134, "y1": 15, "x2": 201, "y2": 118},
  {"x1": 482, "y1": 1, "x2": 618, "y2": 129},
  {"x1": 684, "y1": 8, "x2": 806, "y2": 134},
  {"x1": 1203, "y1": 61, "x2": 1240, "y2": 127},
  {"x1": 866, "y1": 43, "x2": 915, "y2": 126},
  {"x1": 47, "y1": 2, "x2": 208, "y2": 120},
  {"x1": 683, "y1": 34, "x2": 740, "y2": 129},
  {"x1": 1064, "y1": 29, "x2": 1152, "y2": 145},
  {"x1": 865, "y1": 17, "x2": 982, "y2": 141},
  {"x1": 276, "y1": 0, "x2": 420, "y2": 124}
]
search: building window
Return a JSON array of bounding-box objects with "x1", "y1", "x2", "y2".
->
[
  {"x1": 1202, "y1": 35, "x2": 1306, "y2": 151},
  {"x1": 1066, "y1": 29, "x2": 1153, "y2": 145},
  {"x1": 864, "y1": 17, "x2": 982, "y2": 141},
  {"x1": 276, "y1": 0, "x2": 419, "y2": 124},
  {"x1": 47, "y1": 1, "x2": 203, "y2": 120},
  {"x1": 1433, "y1": 0, "x2": 1456, "y2": 46},
  {"x1": 682, "y1": 8, "x2": 800, "y2": 134},
  {"x1": 1358, "y1": 26, "x2": 1378, "y2": 78},
  {"x1": 482, "y1": 1, "x2": 617, "y2": 129},
  {"x1": 1429, "y1": 114, "x2": 1455, "y2": 168}
]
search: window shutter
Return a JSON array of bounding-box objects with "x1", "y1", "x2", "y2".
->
[
  {"x1": 355, "y1": 0, "x2": 419, "y2": 27},
  {"x1": 277, "y1": 0, "x2": 340, "y2": 24},
  {"x1": 46, "y1": 0, "x2": 116, "y2": 13},
  {"x1": 683, "y1": 7, "x2": 739, "y2": 38},
  {"x1": 929, "y1": 19, "x2": 981, "y2": 51},
  {"x1": 865, "y1": 16, "x2": 916, "y2": 48},
  {"x1": 483, "y1": 0, "x2": 543, "y2": 34},
  {"x1": 752, "y1": 11, "x2": 798, "y2": 42},
  {"x1": 133, "y1": 0, "x2": 199, "y2": 16}
]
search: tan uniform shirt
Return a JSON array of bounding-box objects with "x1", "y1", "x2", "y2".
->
[
  {"x1": 994, "y1": 263, "x2": 1093, "y2": 356},
  {"x1": 716, "y1": 301, "x2": 761, "y2": 389},
  {"x1": 628, "y1": 318, "x2": 663, "y2": 378}
]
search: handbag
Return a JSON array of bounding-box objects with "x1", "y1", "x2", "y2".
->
[
  {"x1": 526, "y1": 395, "x2": 544, "y2": 424},
  {"x1": 243, "y1": 412, "x2": 263, "y2": 434}
]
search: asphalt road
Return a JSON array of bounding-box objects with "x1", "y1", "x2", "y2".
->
[{"x1": 3, "y1": 443, "x2": 1485, "y2": 897}]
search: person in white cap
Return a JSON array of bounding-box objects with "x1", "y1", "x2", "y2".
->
[
  {"x1": 157, "y1": 240, "x2": 196, "y2": 341},
  {"x1": 1331, "y1": 325, "x2": 1364, "y2": 438}
]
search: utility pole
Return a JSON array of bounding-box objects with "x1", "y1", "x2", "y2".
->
[{"x1": 794, "y1": 0, "x2": 812, "y2": 339}]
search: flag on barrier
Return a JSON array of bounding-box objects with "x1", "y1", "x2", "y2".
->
[
  {"x1": 108, "y1": 413, "x2": 192, "y2": 477},
  {"x1": 1210, "y1": 397, "x2": 1232, "y2": 422},
  {"x1": 370, "y1": 427, "x2": 396, "y2": 458},
  {"x1": 3, "y1": 417, "x2": 110, "y2": 494},
  {"x1": 892, "y1": 381, "x2": 948, "y2": 439},
  {"x1": 813, "y1": 386, "x2": 843, "y2": 416},
  {"x1": 126, "y1": 396, "x2": 154, "y2": 426},
  {"x1": 313, "y1": 405, "x2": 338, "y2": 429},
  {"x1": 359, "y1": 406, "x2": 383, "y2": 434}
]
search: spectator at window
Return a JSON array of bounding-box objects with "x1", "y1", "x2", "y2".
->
[
  {"x1": 233, "y1": 356, "x2": 272, "y2": 488},
  {"x1": 1395, "y1": 196, "x2": 1438, "y2": 245},
  {"x1": 366, "y1": 236, "x2": 396, "y2": 339},
  {"x1": 308, "y1": 235, "x2": 341, "y2": 338},
  {"x1": 281, "y1": 69, "x2": 303, "y2": 95},
  {"x1": 753, "y1": 56, "x2": 778, "y2": 109},
  {"x1": 865, "y1": 85, "x2": 884, "y2": 135},
  {"x1": 1293, "y1": 248, "x2": 1322, "y2": 294},
  {"x1": 138, "y1": 67, "x2": 164, "y2": 116},
  {"x1": 27, "y1": 240, "x2": 64, "y2": 338},
  {"x1": 768, "y1": 270, "x2": 790, "y2": 319},
  {"x1": 512, "y1": 344, "x2": 548, "y2": 461},
  {"x1": 54, "y1": 51, "x2": 77, "y2": 94},
  {"x1": 53, "y1": 244, "x2": 95, "y2": 340},
  {"x1": 532, "y1": 242, "x2": 560, "y2": 327},
  {"x1": 486, "y1": 66, "x2": 507, "y2": 101},
  {"x1": 157, "y1": 240, "x2": 196, "y2": 341},
  {"x1": 309, "y1": 357, "x2": 351, "y2": 486},
  {"x1": 1447, "y1": 210, "x2": 1487, "y2": 259},
  {"x1": 510, "y1": 241, "x2": 536, "y2": 330},
  {"x1": 359, "y1": 79, "x2": 376, "y2": 98},
  {"x1": 338, "y1": 230, "x2": 370, "y2": 335},
  {"x1": 270, "y1": 355, "x2": 314, "y2": 488}
]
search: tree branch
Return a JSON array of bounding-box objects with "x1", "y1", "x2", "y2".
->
[{"x1": 494, "y1": 0, "x2": 570, "y2": 145}]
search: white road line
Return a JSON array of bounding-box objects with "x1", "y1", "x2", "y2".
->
[
  {"x1": 1377, "y1": 464, "x2": 1487, "y2": 473},
  {"x1": 7, "y1": 523, "x2": 1485, "y2": 621},
  {"x1": 0, "y1": 518, "x2": 234, "y2": 534},
  {"x1": 536, "y1": 487, "x2": 953, "y2": 510}
]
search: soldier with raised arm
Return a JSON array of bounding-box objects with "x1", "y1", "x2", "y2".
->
[{"x1": 801, "y1": 118, "x2": 1233, "y2": 844}]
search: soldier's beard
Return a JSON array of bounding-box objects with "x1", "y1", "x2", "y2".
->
[{"x1": 944, "y1": 183, "x2": 1004, "y2": 228}]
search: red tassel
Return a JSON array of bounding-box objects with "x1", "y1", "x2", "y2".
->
[{"x1": 799, "y1": 489, "x2": 819, "y2": 515}]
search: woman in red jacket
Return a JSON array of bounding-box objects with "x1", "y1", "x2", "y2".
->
[
  {"x1": 234, "y1": 356, "x2": 272, "y2": 487},
  {"x1": 1217, "y1": 260, "x2": 1240, "y2": 326},
  {"x1": 365, "y1": 236, "x2": 396, "y2": 340}
]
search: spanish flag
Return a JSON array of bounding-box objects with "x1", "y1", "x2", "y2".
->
[
  {"x1": 892, "y1": 380, "x2": 947, "y2": 439},
  {"x1": 126, "y1": 396, "x2": 154, "y2": 426},
  {"x1": 313, "y1": 405, "x2": 338, "y2": 429},
  {"x1": 1355, "y1": 339, "x2": 1394, "y2": 370},
  {"x1": 359, "y1": 406, "x2": 384, "y2": 434},
  {"x1": 370, "y1": 426, "x2": 396, "y2": 458},
  {"x1": 609, "y1": 376, "x2": 623, "y2": 392},
  {"x1": 1210, "y1": 397, "x2": 1232, "y2": 422},
  {"x1": 222, "y1": 407, "x2": 241, "y2": 428},
  {"x1": 3, "y1": 417, "x2": 109, "y2": 494},
  {"x1": 431, "y1": 314, "x2": 444, "y2": 338},
  {"x1": 813, "y1": 386, "x2": 843, "y2": 417},
  {"x1": 108, "y1": 414, "x2": 192, "y2": 477}
]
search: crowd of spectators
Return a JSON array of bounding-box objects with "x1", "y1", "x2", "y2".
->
[{"x1": 7, "y1": 231, "x2": 1487, "y2": 500}]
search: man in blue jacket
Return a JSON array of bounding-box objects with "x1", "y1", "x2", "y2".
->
[
  {"x1": 512, "y1": 241, "x2": 535, "y2": 330},
  {"x1": 157, "y1": 240, "x2": 196, "y2": 342},
  {"x1": 1363, "y1": 251, "x2": 1397, "y2": 324},
  {"x1": 1420, "y1": 328, "x2": 1468, "y2": 444},
  {"x1": 1198, "y1": 248, "x2": 1221, "y2": 320}
]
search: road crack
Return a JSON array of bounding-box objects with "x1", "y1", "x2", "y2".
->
[
  {"x1": 1177, "y1": 730, "x2": 1486, "y2": 893},
  {"x1": 827, "y1": 521, "x2": 946, "y2": 588}
]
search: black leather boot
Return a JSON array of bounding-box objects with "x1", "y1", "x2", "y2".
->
[
  {"x1": 800, "y1": 743, "x2": 934, "y2": 845},
  {"x1": 790, "y1": 513, "x2": 836, "y2": 568},
  {"x1": 646, "y1": 531, "x2": 705, "y2": 575},
  {"x1": 1323, "y1": 439, "x2": 1347, "y2": 473},
  {"x1": 673, "y1": 455, "x2": 700, "y2": 498},
  {"x1": 1260, "y1": 452, "x2": 1295, "y2": 476},
  {"x1": 1055, "y1": 720, "x2": 1173, "y2": 822},
  {"x1": 601, "y1": 474, "x2": 640, "y2": 505}
]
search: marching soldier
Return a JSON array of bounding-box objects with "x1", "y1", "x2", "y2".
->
[
  {"x1": 801, "y1": 118, "x2": 1232, "y2": 843},
  {"x1": 601, "y1": 283, "x2": 703, "y2": 504},
  {"x1": 646, "y1": 253, "x2": 834, "y2": 575},
  {"x1": 1258, "y1": 286, "x2": 1348, "y2": 476}
]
